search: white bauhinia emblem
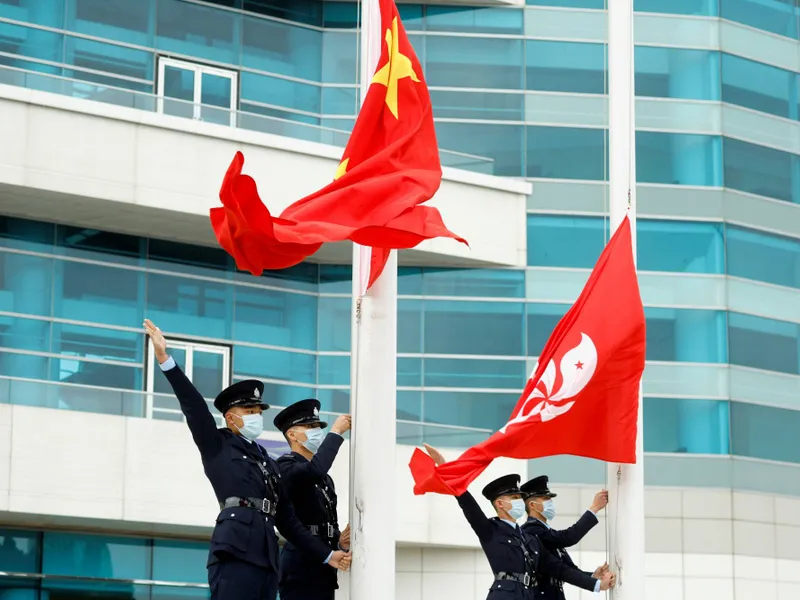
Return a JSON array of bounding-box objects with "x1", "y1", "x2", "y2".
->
[{"x1": 499, "y1": 333, "x2": 598, "y2": 434}]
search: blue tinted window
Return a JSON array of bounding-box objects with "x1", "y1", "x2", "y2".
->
[
  {"x1": 244, "y1": 0, "x2": 322, "y2": 25},
  {"x1": 646, "y1": 308, "x2": 728, "y2": 362},
  {"x1": 398, "y1": 267, "x2": 424, "y2": 295},
  {"x1": 66, "y1": 0, "x2": 154, "y2": 46},
  {"x1": 527, "y1": 303, "x2": 568, "y2": 355},
  {"x1": 233, "y1": 287, "x2": 316, "y2": 350},
  {"x1": 152, "y1": 540, "x2": 212, "y2": 584},
  {"x1": 526, "y1": 40, "x2": 605, "y2": 94},
  {"x1": 321, "y1": 1, "x2": 423, "y2": 29},
  {"x1": 0, "y1": 252, "x2": 53, "y2": 316},
  {"x1": 0, "y1": 529, "x2": 39, "y2": 572},
  {"x1": 637, "y1": 132, "x2": 722, "y2": 186},
  {"x1": 723, "y1": 137, "x2": 795, "y2": 203},
  {"x1": 52, "y1": 360, "x2": 142, "y2": 392},
  {"x1": 241, "y1": 71, "x2": 321, "y2": 114},
  {"x1": 727, "y1": 226, "x2": 800, "y2": 289},
  {"x1": 644, "y1": 398, "x2": 730, "y2": 454},
  {"x1": 720, "y1": 0, "x2": 799, "y2": 39},
  {"x1": 0, "y1": 21, "x2": 63, "y2": 62},
  {"x1": 0, "y1": 217, "x2": 55, "y2": 251},
  {"x1": 398, "y1": 357, "x2": 422, "y2": 387},
  {"x1": 429, "y1": 89, "x2": 524, "y2": 121},
  {"x1": 397, "y1": 389, "x2": 422, "y2": 421},
  {"x1": 261, "y1": 381, "x2": 315, "y2": 410},
  {"x1": 731, "y1": 402, "x2": 800, "y2": 463},
  {"x1": 233, "y1": 346, "x2": 316, "y2": 384},
  {"x1": 421, "y1": 268, "x2": 525, "y2": 298},
  {"x1": 321, "y1": 86, "x2": 358, "y2": 115},
  {"x1": 528, "y1": 215, "x2": 605, "y2": 268},
  {"x1": 42, "y1": 531, "x2": 150, "y2": 579},
  {"x1": 0, "y1": 0, "x2": 65, "y2": 26},
  {"x1": 729, "y1": 312, "x2": 799, "y2": 375},
  {"x1": 54, "y1": 261, "x2": 143, "y2": 327},
  {"x1": 321, "y1": 31, "x2": 358, "y2": 84},
  {"x1": 635, "y1": 47, "x2": 719, "y2": 100},
  {"x1": 318, "y1": 296, "x2": 350, "y2": 352},
  {"x1": 426, "y1": 36, "x2": 523, "y2": 89},
  {"x1": 527, "y1": 126, "x2": 607, "y2": 180},
  {"x1": 52, "y1": 323, "x2": 142, "y2": 363},
  {"x1": 436, "y1": 122, "x2": 523, "y2": 177},
  {"x1": 399, "y1": 299, "x2": 423, "y2": 353},
  {"x1": 423, "y1": 390, "x2": 517, "y2": 430},
  {"x1": 526, "y1": 0, "x2": 605, "y2": 7},
  {"x1": 638, "y1": 220, "x2": 724, "y2": 273},
  {"x1": 425, "y1": 6, "x2": 524, "y2": 34},
  {"x1": 156, "y1": 0, "x2": 240, "y2": 65},
  {"x1": 634, "y1": 0, "x2": 718, "y2": 15},
  {"x1": 318, "y1": 354, "x2": 349, "y2": 386},
  {"x1": 423, "y1": 357, "x2": 526, "y2": 389},
  {"x1": 315, "y1": 387, "x2": 349, "y2": 414},
  {"x1": 1, "y1": 352, "x2": 49, "y2": 382},
  {"x1": 60, "y1": 226, "x2": 144, "y2": 261},
  {"x1": 145, "y1": 273, "x2": 231, "y2": 339},
  {"x1": 242, "y1": 16, "x2": 321, "y2": 80},
  {"x1": 721, "y1": 54, "x2": 795, "y2": 119},
  {"x1": 0, "y1": 316, "x2": 49, "y2": 353},
  {"x1": 65, "y1": 36, "x2": 154, "y2": 82},
  {"x1": 423, "y1": 300, "x2": 525, "y2": 355}
]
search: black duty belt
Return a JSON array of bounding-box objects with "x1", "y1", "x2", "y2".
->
[
  {"x1": 221, "y1": 496, "x2": 277, "y2": 516},
  {"x1": 495, "y1": 572, "x2": 535, "y2": 588},
  {"x1": 308, "y1": 523, "x2": 337, "y2": 538}
]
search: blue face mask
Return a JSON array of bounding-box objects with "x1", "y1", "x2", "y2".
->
[
  {"x1": 237, "y1": 414, "x2": 263, "y2": 441},
  {"x1": 301, "y1": 427, "x2": 325, "y2": 454},
  {"x1": 542, "y1": 499, "x2": 556, "y2": 521},
  {"x1": 507, "y1": 499, "x2": 526, "y2": 521}
]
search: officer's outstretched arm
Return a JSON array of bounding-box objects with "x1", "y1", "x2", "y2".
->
[
  {"x1": 537, "y1": 543, "x2": 597, "y2": 592},
  {"x1": 539, "y1": 510, "x2": 598, "y2": 549},
  {"x1": 162, "y1": 363, "x2": 222, "y2": 458},
  {"x1": 282, "y1": 433, "x2": 344, "y2": 480},
  {"x1": 456, "y1": 491, "x2": 493, "y2": 542}
]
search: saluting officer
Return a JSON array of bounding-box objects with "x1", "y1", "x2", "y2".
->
[
  {"x1": 273, "y1": 399, "x2": 351, "y2": 600},
  {"x1": 521, "y1": 476, "x2": 609, "y2": 600},
  {"x1": 144, "y1": 320, "x2": 350, "y2": 600},
  {"x1": 422, "y1": 445, "x2": 614, "y2": 600}
]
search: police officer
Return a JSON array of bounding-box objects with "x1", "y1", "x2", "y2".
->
[
  {"x1": 422, "y1": 445, "x2": 614, "y2": 600},
  {"x1": 144, "y1": 320, "x2": 350, "y2": 600},
  {"x1": 273, "y1": 399, "x2": 350, "y2": 600},
  {"x1": 521, "y1": 476, "x2": 609, "y2": 600}
]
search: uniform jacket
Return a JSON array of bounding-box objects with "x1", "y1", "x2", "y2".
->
[
  {"x1": 162, "y1": 364, "x2": 331, "y2": 571},
  {"x1": 521, "y1": 511, "x2": 598, "y2": 600},
  {"x1": 457, "y1": 492, "x2": 597, "y2": 600},
  {"x1": 277, "y1": 433, "x2": 343, "y2": 590}
]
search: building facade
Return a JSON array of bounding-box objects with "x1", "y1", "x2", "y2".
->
[{"x1": 1, "y1": 0, "x2": 799, "y2": 599}]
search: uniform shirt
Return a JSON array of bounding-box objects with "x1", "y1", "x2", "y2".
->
[
  {"x1": 456, "y1": 492, "x2": 599, "y2": 596},
  {"x1": 158, "y1": 358, "x2": 333, "y2": 570}
]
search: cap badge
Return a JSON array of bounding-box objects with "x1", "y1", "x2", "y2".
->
[
  {"x1": 313, "y1": 407, "x2": 319, "y2": 417},
  {"x1": 254, "y1": 388, "x2": 261, "y2": 399}
]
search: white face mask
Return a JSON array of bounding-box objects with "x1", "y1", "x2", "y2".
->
[
  {"x1": 507, "y1": 499, "x2": 526, "y2": 521},
  {"x1": 542, "y1": 499, "x2": 556, "y2": 521},
  {"x1": 301, "y1": 427, "x2": 325, "y2": 454},
  {"x1": 236, "y1": 413, "x2": 263, "y2": 441}
]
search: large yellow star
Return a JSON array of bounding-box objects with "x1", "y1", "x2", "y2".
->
[
  {"x1": 334, "y1": 158, "x2": 349, "y2": 180},
  {"x1": 371, "y1": 17, "x2": 420, "y2": 119}
]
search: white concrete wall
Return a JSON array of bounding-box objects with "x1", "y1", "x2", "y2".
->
[{"x1": 0, "y1": 85, "x2": 529, "y2": 268}]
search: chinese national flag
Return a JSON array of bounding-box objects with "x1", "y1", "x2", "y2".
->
[
  {"x1": 210, "y1": 0, "x2": 466, "y2": 291},
  {"x1": 409, "y1": 217, "x2": 646, "y2": 496}
]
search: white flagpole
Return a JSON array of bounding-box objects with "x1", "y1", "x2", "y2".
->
[
  {"x1": 348, "y1": 0, "x2": 397, "y2": 598},
  {"x1": 607, "y1": 0, "x2": 645, "y2": 598}
]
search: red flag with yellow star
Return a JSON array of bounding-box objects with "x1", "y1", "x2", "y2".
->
[{"x1": 210, "y1": 0, "x2": 466, "y2": 290}]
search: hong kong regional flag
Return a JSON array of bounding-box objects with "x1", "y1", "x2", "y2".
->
[
  {"x1": 210, "y1": 0, "x2": 466, "y2": 291},
  {"x1": 410, "y1": 216, "x2": 646, "y2": 496}
]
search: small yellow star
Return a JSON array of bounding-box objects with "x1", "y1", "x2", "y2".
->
[
  {"x1": 372, "y1": 17, "x2": 420, "y2": 119},
  {"x1": 334, "y1": 158, "x2": 349, "y2": 180}
]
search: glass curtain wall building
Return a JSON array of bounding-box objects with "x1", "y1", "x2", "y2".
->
[{"x1": 2, "y1": 0, "x2": 800, "y2": 597}]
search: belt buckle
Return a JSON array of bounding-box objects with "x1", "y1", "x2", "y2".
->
[
  {"x1": 523, "y1": 573, "x2": 531, "y2": 587},
  {"x1": 261, "y1": 499, "x2": 271, "y2": 514},
  {"x1": 327, "y1": 524, "x2": 335, "y2": 538}
]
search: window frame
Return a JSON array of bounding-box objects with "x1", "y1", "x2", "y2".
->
[{"x1": 156, "y1": 56, "x2": 238, "y2": 126}]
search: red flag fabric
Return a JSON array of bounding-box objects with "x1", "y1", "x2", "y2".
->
[
  {"x1": 409, "y1": 216, "x2": 646, "y2": 496},
  {"x1": 210, "y1": 0, "x2": 466, "y2": 290}
]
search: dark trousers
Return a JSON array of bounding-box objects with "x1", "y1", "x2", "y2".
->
[
  {"x1": 208, "y1": 558, "x2": 277, "y2": 600},
  {"x1": 278, "y1": 584, "x2": 335, "y2": 600}
]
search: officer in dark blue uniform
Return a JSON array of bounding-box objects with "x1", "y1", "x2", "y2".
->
[
  {"x1": 144, "y1": 320, "x2": 350, "y2": 600},
  {"x1": 422, "y1": 445, "x2": 614, "y2": 600},
  {"x1": 520, "y1": 476, "x2": 609, "y2": 600},
  {"x1": 273, "y1": 399, "x2": 351, "y2": 600}
]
